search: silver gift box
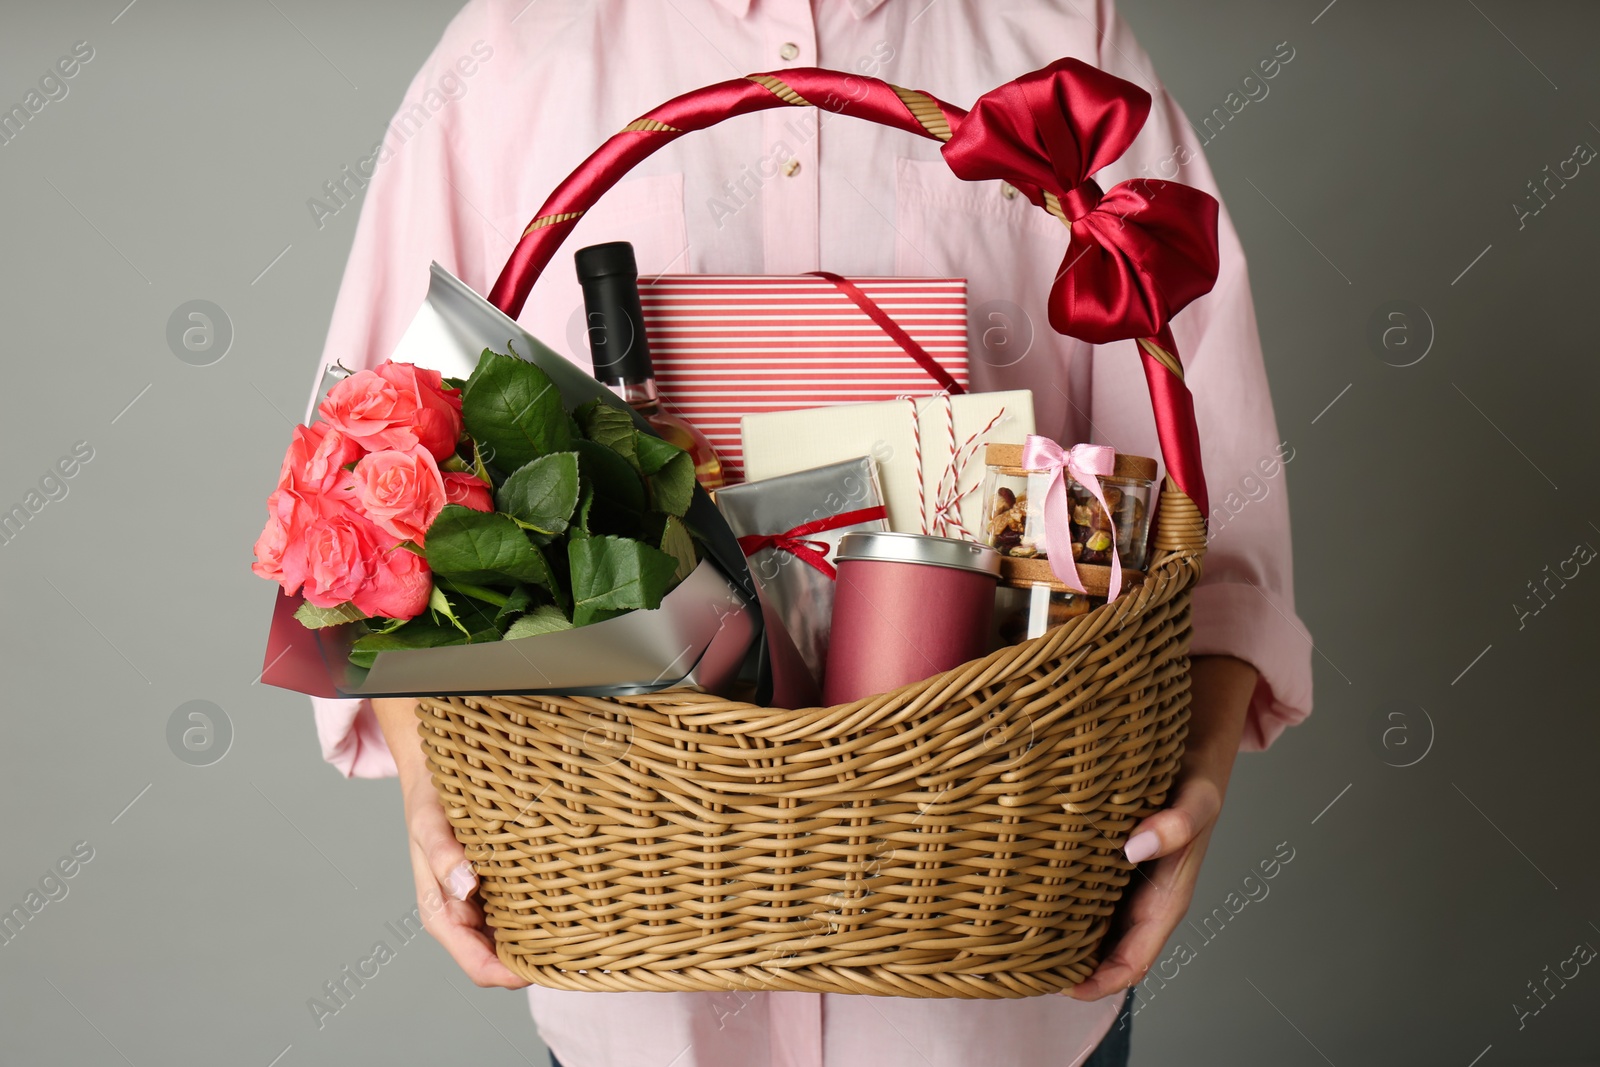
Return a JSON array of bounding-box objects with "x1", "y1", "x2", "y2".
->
[
  {"x1": 261, "y1": 264, "x2": 759, "y2": 699},
  {"x1": 714, "y1": 457, "x2": 888, "y2": 687}
]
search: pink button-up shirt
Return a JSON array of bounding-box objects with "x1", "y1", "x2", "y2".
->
[{"x1": 302, "y1": 2, "x2": 1313, "y2": 1064}]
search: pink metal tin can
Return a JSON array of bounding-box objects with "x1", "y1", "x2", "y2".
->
[{"x1": 822, "y1": 532, "x2": 1001, "y2": 705}]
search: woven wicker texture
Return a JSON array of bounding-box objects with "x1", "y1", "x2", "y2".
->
[{"x1": 416, "y1": 488, "x2": 1203, "y2": 998}]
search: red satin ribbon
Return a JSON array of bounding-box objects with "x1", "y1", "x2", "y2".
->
[
  {"x1": 737, "y1": 505, "x2": 888, "y2": 580},
  {"x1": 807, "y1": 271, "x2": 964, "y2": 395},
  {"x1": 1142, "y1": 325, "x2": 1208, "y2": 516}
]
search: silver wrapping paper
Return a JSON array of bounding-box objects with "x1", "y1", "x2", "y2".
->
[
  {"x1": 715, "y1": 457, "x2": 888, "y2": 687},
  {"x1": 262, "y1": 558, "x2": 756, "y2": 698},
  {"x1": 261, "y1": 263, "x2": 759, "y2": 699}
]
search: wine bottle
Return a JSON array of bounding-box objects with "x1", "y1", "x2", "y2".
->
[{"x1": 575, "y1": 241, "x2": 725, "y2": 490}]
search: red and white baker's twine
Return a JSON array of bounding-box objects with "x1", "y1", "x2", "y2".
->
[
  {"x1": 904, "y1": 397, "x2": 926, "y2": 534},
  {"x1": 901, "y1": 395, "x2": 1008, "y2": 539}
]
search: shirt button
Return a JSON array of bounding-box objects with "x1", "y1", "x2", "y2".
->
[
  {"x1": 779, "y1": 42, "x2": 800, "y2": 61},
  {"x1": 1001, "y1": 182, "x2": 1019, "y2": 200},
  {"x1": 781, "y1": 158, "x2": 801, "y2": 177}
]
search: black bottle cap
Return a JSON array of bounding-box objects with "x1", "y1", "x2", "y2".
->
[
  {"x1": 575, "y1": 241, "x2": 639, "y2": 283},
  {"x1": 575, "y1": 241, "x2": 651, "y2": 385}
]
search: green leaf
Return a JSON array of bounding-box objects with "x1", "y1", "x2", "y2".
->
[
  {"x1": 348, "y1": 617, "x2": 498, "y2": 670},
  {"x1": 460, "y1": 349, "x2": 572, "y2": 472},
  {"x1": 632, "y1": 432, "x2": 683, "y2": 475},
  {"x1": 294, "y1": 601, "x2": 366, "y2": 629},
  {"x1": 575, "y1": 399, "x2": 639, "y2": 467},
  {"x1": 495, "y1": 452, "x2": 580, "y2": 541},
  {"x1": 573, "y1": 439, "x2": 646, "y2": 535},
  {"x1": 659, "y1": 515, "x2": 698, "y2": 583},
  {"x1": 645, "y1": 447, "x2": 695, "y2": 517},
  {"x1": 430, "y1": 583, "x2": 503, "y2": 636},
  {"x1": 571, "y1": 486, "x2": 594, "y2": 540},
  {"x1": 424, "y1": 504, "x2": 556, "y2": 590},
  {"x1": 543, "y1": 548, "x2": 572, "y2": 614},
  {"x1": 503, "y1": 604, "x2": 575, "y2": 640},
  {"x1": 568, "y1": 536, "x2": 680, "y2": 627},
  {"x1": 633, "y1": 433, "x2": 695, "y2": 515},
  {"x1": 493, "y1": 585, "x2": 534, "y2": 627}
]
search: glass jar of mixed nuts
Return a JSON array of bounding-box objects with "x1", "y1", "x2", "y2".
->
[
  {"x1": 992, "y1": 578, "x2": 1097, "y2": 646},
  {"x1": 979, "y1": 443, "x2": 1158, "y2": 571}
]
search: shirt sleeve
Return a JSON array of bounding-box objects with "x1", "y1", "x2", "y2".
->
[
  {"x1": 1087, "y1": 1, "x2": 1314, "y2": 750},
  {"x1": 304, "y1": 1, "x2": 500, "y2": 779}
]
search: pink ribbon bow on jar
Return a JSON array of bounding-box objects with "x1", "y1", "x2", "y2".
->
[{"x1": 1020, "y1": 435, "x2": 1124, "y2": 602}]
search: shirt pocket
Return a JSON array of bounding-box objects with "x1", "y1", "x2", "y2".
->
[
  {"x1": 896, "y1": 157, "x2": 1094, "y2": 438},
  {"x1": 893, "y1": 157, "x2": 1080, "y2": 395},
  {"x1": 496, "y1": 171, "x2": 690, "y2": 369}
]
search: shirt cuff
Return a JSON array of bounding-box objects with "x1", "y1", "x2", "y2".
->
[
  {"x1": 312, "y1": 696, "x2": 398, "y2": 779},
  {"x1": 1187, "y1": 581, "x2": 1314, "y2": 751}
]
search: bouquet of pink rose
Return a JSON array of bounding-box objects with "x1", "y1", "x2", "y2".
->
[{"x1": 252, "y1": 348, "x2": 700, "y2": 670}]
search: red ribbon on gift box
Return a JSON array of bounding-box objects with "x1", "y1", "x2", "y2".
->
[
  {"x1": 807, "y1": 271, "x2": 965, "y2": 396},
  {"x1": 737, "y1": 505, "x2": 889, "y2": 580}
]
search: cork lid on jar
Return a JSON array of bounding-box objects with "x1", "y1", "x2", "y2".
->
[
  {"x1": 984, "y1": 442, "x2": 1158, "y2": 482},
  {"x1": 998, "y1": 556, "x2": 1145, "y2": 597}
]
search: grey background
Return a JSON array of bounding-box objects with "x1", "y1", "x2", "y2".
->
[{"x1": 1, "y1": 1, "x2": 1596, "y2": 1065}]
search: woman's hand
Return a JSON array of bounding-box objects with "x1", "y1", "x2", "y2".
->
[
  {"x1": 1067, "y1": 655, "x2": 1257, "y2": 1002},
  {"x1": 371, "y1": 697, "x2": 529, "y2": 990}
]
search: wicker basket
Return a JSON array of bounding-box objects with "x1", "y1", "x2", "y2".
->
[{"x1": 416, "y1": 63, "x2": 1213, "y2": 998}]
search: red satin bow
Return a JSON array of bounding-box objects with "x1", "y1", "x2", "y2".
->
[
  {"x1": 942, "y1": 58, "x2": 1221, "y2": 344},
  {"x1": 737, "y1": 506, "x2": 888, "y2": 580}
]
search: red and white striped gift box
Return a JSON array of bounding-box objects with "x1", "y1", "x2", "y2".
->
[{"x1": 637, "y1": 275, "x2": 968, "y2": 483}]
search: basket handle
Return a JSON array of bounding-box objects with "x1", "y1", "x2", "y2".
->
[{"x1": 487, "y1": 63, "x2": 1215, "y2": 522}]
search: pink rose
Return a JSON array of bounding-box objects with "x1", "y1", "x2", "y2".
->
[
  {"x1": 251, "y1": 489, "x2": 295, "y2": 587},
  {"x1": 256, "y1": 415, "x2": 440, "y2": 619},
  {"x1": 442, "y1": 471, "x2": 494, "y2": 513},
  {"x1": 254, "y1": 463, "x2": 345, "y2": 598},
  {"x1": 352, "y1": 542, "x2": 432, "y2": 620},
  {"x1": 259, "y1": 495, "x2": 432, "y2": 621},
  {"x1": 278, "y1": 422, "x2": 361, "y2": 496},
  {"x1": 317, "y1": 362, "x2": 463, "y2": 460},
  {"x1": 299, "y1": 512, "x2": 380, "y2": 609},
  {"x1": 352, "y1": 448, "x2": 447, "y2": 546}
]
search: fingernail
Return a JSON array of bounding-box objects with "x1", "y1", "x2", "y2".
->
[
  {"x1": 446, "y1": 861, "x2": 476, "y2": 901},
  {"x1": 1124, "y1": 831, "x2": 1159, "y2": 864}
]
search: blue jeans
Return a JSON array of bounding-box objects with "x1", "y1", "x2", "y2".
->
[
  {"x1": 1081, "y1": 987, "x2": 1136, "y2": 1066},
  {"x1": 548, "y1": 989, "x2": 1135, "y2": 1066}
]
